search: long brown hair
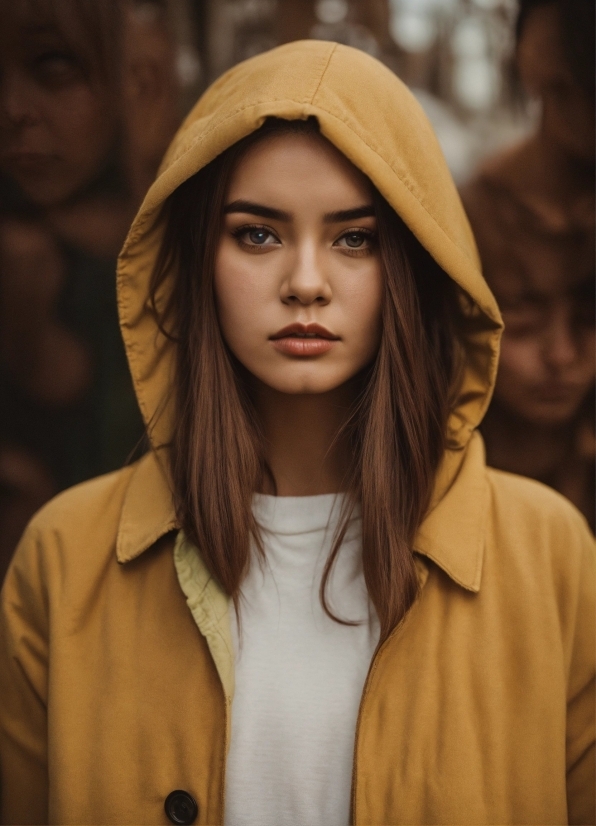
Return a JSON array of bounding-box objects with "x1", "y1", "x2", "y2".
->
[{"x1": 150, "y1": 118, "x2": 463, "y2": 643}]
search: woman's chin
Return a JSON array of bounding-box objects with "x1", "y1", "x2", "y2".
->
[{"x1": 252, "y1": 367, "x2": 355, "y2": 397}]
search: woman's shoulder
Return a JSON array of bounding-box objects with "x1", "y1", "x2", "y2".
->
[
  {"x1": 485, "y1": 466, "x2": 595, "y2": 590},
  {"x1": 1, "y1": 465, "x2": 135, "y2": 598},
  {"x1": 25, "y1": 461, "x2": 138, "y2": 541},
  {"x1": 3, "y1": 450, "x2": 174, "y2": 595},
  {"x1": 487, "y1": 465, "x2": 592, "y2": 531}
]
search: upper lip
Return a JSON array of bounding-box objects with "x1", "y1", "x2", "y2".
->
[
  {"x1": 270, "y1": 322, "x2": 340, "y2": 340},
  {"x1": 535, "y1": 383, "x2": 579, "y2": 396}
]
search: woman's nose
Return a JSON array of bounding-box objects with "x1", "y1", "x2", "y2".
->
[
  {"x1": 542, "y1": 307, "x2": 579, "y2": 370},
  {"x1": 280, "y1": 241, "x2": 332, "y2": 306},
  {"x1": 0, "y1": 70, "x2": 40, "y2": 129}
]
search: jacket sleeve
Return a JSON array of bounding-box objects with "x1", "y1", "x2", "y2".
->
[
  {"x1": 0, "y1": 523, "x2": 49, "y2": 826},
  {"x1": 566, "y1": 518, "x2": 596, "y2": 826}
]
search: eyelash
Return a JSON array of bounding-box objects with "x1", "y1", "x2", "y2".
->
[
  {"x1": 231, "y1": 223, "x2": 376, "y2": 255},
  {"x1": 27, "y1": 52, "x2": 81, "y2": 90},
  {"x1": 336, "y1": 227, "x2": 376, "y2": 256},
  {"x1": 231, "y1": 224, "x2": 279, "y2": 250}
]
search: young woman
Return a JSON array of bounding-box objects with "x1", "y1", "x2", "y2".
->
[{"x1": 0, "y1": 40, "x2": 594, "y2": 826}]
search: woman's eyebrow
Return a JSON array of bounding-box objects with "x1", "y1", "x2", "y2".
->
[
  {"x1": 224, "y1": 200, "x2": 291, "y2": 221},
  {"x1": 223, "y1": 201, "x2": 375, "y2": 223},
  {"x1": 323, "y1": 206, "x2": 375, "y2": 223}
]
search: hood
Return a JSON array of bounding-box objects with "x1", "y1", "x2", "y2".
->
[{"x1": 117, "y1": 39, "x2": 502, "y2": 458}]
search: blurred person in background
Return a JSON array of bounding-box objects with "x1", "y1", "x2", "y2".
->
[
  {"x1": 461, "y1": 0, "x2": 595, "y2": 531},
  {"x1": 0, "y1": 0, "x2": 189, "y2": 580}
]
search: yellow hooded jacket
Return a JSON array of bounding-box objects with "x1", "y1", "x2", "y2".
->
[{"x1": 0, "y1": 41, "x2": 594, "y2": 826}]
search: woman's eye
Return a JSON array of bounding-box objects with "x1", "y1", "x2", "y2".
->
[
  {"x1": 247, "y1": 228, "x2": 272, "y2": 245},
  {"x1": 32, "y1": 52, "x2": 80, "y2": 84},
  {"x1": 233, "y1": 226, "x2": 279, "y2": 248},
  {"x1": 345, "y1": 233, "x2": 365, "y2": 248},
  {"x1": 501, "y1": 308, "x2": 544, "y2": 337},
  {"x1": 335, "y1": 230, "x2": 374, "y2": 251}
]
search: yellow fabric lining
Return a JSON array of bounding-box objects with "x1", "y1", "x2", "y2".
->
[{"x1": 173, "y1": 530, "x2": 235, "y2": 715}]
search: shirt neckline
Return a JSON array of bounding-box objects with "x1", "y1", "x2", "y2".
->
[{"x1": 252, "y1": 492, "x2": 359, "y2": 536}]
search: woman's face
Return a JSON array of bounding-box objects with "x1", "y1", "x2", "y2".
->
[
  {"x1": 214, "y1": 131, "x2": 383, "y2": 396},
  {"x1": 517, "y1": 4, "x2": 595, "y2": 161},
  {"x1": 494, "y1": 269, "x2": 595, "y2": 426},
  {"x1": 0, "y1": 2, "x2": 118, "y2": 206}
]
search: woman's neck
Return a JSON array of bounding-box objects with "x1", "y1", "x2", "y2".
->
[
  {"x1": 44, "y1": 150, "x2": 138, "y2": 258},
  {"x1": 482, "y1": 400, "x2": 574, "y2": 480},
  {"x1": 45, "y1": 192, "x2": 137, "y2": 259},
  {"x1": 253, "y1": 381, "x2": 357, "y2": 496}
]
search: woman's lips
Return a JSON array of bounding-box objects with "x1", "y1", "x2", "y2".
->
[
  {"x1": 3, "y1": 152, "x2": 54, "y2": 176},
  {"x1": 269, "y1": 322, "x2": 339, "y2": 357},
  {"x1": 271, "y1": 337, "x2": 336, "y2": 356},
  {"x1": 533, "y1": 384, "x2": 584, "y2": 403}
]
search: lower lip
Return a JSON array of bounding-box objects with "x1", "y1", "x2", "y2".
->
[
  {"x1": 270, "y1": 337, "x2": 337, "y2": 356},
  {"x1": 534, "y1": 386, "x2": 578, "y2": 402},
  {"x1": 5, "y1": 154, "x2": 52, "y2": 172}
]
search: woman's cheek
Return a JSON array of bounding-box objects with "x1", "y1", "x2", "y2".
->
[
  {"x1": 499, "y1": 335, "x2": 543, "y2": 382},
  {"x1": 578, "y1": 329, "x2": 596, "y2": 382},
  {"x1": 51, "y1": 87, "x2": 116, "y2": 181},
  {"x1": 214, "y1": 247, "x2": 271, "y2": 354},
  {"x1": 341, "y1": 263, "x2": 382, "y2": 358}
]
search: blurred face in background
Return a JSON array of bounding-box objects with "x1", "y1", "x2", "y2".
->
[
  {"x1": 0, "y1": 0, "x2": 119, "y2": 207},
  {"x1": 493, "y1": 263, "x2": 595, "y2": 427},
  {"x1": 517, "y1": 3, "x2": 595, "y2": 162}
]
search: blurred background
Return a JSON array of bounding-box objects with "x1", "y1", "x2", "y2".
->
[
  {"x1": 199, "y1": 0, "x2": 534, "y2": 183},
  {"x1": 0, "y1": 0, "x2": 594, "y2": 580}
]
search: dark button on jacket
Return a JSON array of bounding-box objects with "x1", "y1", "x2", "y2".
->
[{"x1": 164, "y1": 790, "x2": 198, "y2": 825}]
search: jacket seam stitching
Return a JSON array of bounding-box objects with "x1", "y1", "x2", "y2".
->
[
  {"x1": 308, "y1": 43, "x2": 338, "y2": 104},
  {"x1": 310, "y1": 107, "x2": 481, "y2": 272}
]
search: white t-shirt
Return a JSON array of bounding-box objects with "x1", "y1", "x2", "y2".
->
[{"x1": 224, "y1": 493, "x2": 379, "y2": 826}]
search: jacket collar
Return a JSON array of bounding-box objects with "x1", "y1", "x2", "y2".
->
[
  {"x1": 414, "y1": 431, "x2": 488, "y2": 593},
  {"x1": 116, "y1": 449, "x2": 178, "y2": 563},
  {"x1": 117, "y1": 433, "x2": 488, "y2": 592}
]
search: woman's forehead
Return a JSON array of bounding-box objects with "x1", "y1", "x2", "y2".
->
[
  {"x1": 226, "y1": 131, "x2": 373, "y2": 208},
  {"x1": 6, "y1": 0, "x2": 66, "y2": 31}
]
